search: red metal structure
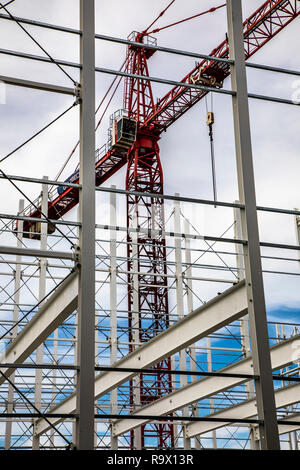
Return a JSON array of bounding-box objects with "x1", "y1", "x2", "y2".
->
[
  {"x1": 124, "y1": 31, "x2": 174, "y2": 448},
  {"x1": 17, "y1": 0, "x2": 300, "y2": 449}
]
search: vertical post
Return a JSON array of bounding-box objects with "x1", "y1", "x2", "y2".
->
[
  {"x1": 131, "y1": 207, "x2": 142, "y2": 449},
  {"x1": 227, "y1": 0, "x2": 279, "y2": 449},
  {"x1": 173, "y1": 195, "x2": 189, "y2": 449},
  {"x1": 183, "y1": 219, "x2": 201, "y2": 450},
  {"x1": 5, "y1": 199, "x2": 24, "y2": 450},
  {"x1": 76, "y1": 0, "x2": 96, "y2": 450},
  {"x1": 49, "y1": 328, "x2": 58, "y2": 447},
  {"x1": 110, "y1": 186, "x2": 118, "y2": 450},
  {"x1": 234, "y1": 201, "x2": 258, "y2": 449},
  {"x1": 72, "y1": 208, "x2": 80, "y2": 445},
  {"x1": 295, "y1": 209, "x2": 300, "y2": 262},
  {"x1": 32, "y1": 177, "x2": 48, "y2": 450},
  {"x1": 206, "y1": 337, "x2": 217, "y2": 449}
]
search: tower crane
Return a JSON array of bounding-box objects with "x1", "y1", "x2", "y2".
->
[{"x1": 15, "y1": 0, "x2": 300, "y2": 449}]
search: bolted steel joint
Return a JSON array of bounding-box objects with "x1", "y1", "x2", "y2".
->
[{"x1": 74, "y1": 83, "x2": 82, "y2": 104}]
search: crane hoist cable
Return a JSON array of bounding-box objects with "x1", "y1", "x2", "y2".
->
[{"x1": 205, "y1": 95, "x2": 217, "y2": 207}]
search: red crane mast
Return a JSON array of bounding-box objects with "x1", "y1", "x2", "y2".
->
[{"x1": 124, "y1": 31, "x2": 173, "y2": 448}]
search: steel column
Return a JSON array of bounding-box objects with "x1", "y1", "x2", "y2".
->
[
  {"x1": 227, "y1": 0, "x2": 279, "y2": 450},
  {"x1": 234, "y1": 201, "x2": 258, "y2": 449},
  {"x1": 75, "y1": 0, "x2": 96, "y2": 450},
  {"x1": 32, "y1": 177, "x2": 48, "y2": 450},
  {"x1": 109, "y1": 186, "x2": 118, "y2": 450},
  {"x1": 295, "y1": 208, "x2": 300, "y2": 263},
  {"x1": 4, "y1": 199, "x2": 24, "y2": 450},
  {"x1": 206, "y1": 336, "x2": 217, "y2": 449},
  {"x1": 183, "y1": 219, "x2": 201, "y2": 450},
  {"x1": 173, "y1": 195, "x2": 189, "y2": 449},
  {"x1": 49, "y1": 328, "x2": 58, "y2": 448},
  {"x1": 130, "y1": 208, "x2": 142, "y2": 449}
]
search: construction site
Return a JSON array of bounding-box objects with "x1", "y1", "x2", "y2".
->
[{"x1": 0, "y1": 0, "x2": 300, "y2": 452}]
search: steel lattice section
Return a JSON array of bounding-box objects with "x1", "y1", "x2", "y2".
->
[{"x1": 125, "y1": 34, "x2": 174, "y2": 448}]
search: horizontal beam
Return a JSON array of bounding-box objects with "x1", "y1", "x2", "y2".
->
[
  {"x1": 112, "y1": 334, "x2": 300, "y2": 437},
  {"x1": 0, "y1": 271, "x2": 78, "y2": 385},
  {"x1": 185, "y1": 382, "x2": 300, "y2": 438},
  {"x1": 0, "y1": 74, "x2": 75, "y2": 95},
  {"x1": 0, "y1": 245, "x2": 75, "y2": 260},
  {"x1": 1, "y1": 14, "x2": 300, "y2": 78},
  {"x1": 2, "y1": 173, "x2": 300, "y2": 217},
  {"x1": 1, "y1": 48, "x2": 300, "y2": 107},
  {"x1": 0, "y1": 13, "x2": 232, "y2": 65},
  {"x1": 34, "y1": 281, "x2": 247, "y2": 436},
  {"x1": 278, "y1": 413, "x2": 300, "y2": 435},
  {"x1": 0, "y1": 46, "x2": 233, "y2": 96},
  {"x1": 0, "y1": 212, "x2": 80, "y2": 227},
  {"x1": 0, "y1": 173, "x2": 81, "y2": 189}
]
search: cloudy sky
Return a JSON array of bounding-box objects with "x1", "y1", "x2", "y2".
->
[{"x1": 0, "y1": 0, "x2": 299, "y2": 319}]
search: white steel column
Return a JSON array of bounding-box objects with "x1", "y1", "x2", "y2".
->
[
  {"x1": 173, "y1": 195, "x2": 189, "y2": 449},
  {"x1": 32, "y1": 177, "x2": 48, "y2": 450},
  {"x1": 227, "y1": 0, "x2": 279, "y2": 449},
  {"x1": 76, "y1": 0, "x2": 96, "y2": 450},
  {"x1": 49, "y1": 328, "x2": 58, "y2": 448},
  {"x1": 234, "y1": 202, "x2": 251, "y2": 358},
  {"x1": 5, "y1": 199, "x2": 24, "y2": 450},
  {"x1": 295, "y1": 209, "x2": 300, "y2": 263},
  {"x1": 234, "y1": 201, "x2": 257, "y2": 449},
  {"x1": 72, "y1": 208, "x2": 80, "y2": 445},
  {"x1": 206, "y1": 337, "x2": 217, "y2": 449},
  {"x1": 110, "y1": 186, "x2": 118, "y2": 450},
  {"x1": 131, "y1": 207, "x2": 142, "y2": 449},
  {"x1": 183, "y1": 219, "x2": 201, "y2": 450}
]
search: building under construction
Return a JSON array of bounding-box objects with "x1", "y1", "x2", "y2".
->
[{"x1": 0, "y1": 0, "x2": 300, "y2": 451}]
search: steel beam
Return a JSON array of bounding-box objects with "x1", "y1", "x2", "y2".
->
[
  {"x1": 75, "y1": 0, "x2": 96, "y2": 450},
  {"x1": 2, "y1": 47, "x2": 300, "y2": 108},
  {"x1": 0, "y1": 271, "x2": 78, "y2": 385},
  {"x1": 2, "y1": 12, "x2": 300, "y2": 78},
  {"x1": 34, "y1": 281, "x2": 247, "y2": 436},
  {"x1": 112, "y1": 334, "x2": 300, "y2": 438},
  {"x1": 0, "y1": 245, "x2": 74, "y2": 260},
  {"x1": 0, "y1": 74, "x2": 75, "y2": 95},
  {"x1": 2, "y1": 171, "x2": 300, "y2": 217},
  {"x1": 185, "y1": 382, "x2": 300, "y2": 438},
  {"x1": 278, "y1": 414, "x2": 300, "y2": 435}
]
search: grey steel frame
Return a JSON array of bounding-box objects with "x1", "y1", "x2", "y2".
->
[{"x1": 0, "y1": 0, "x2": 298, "y2": 451}]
